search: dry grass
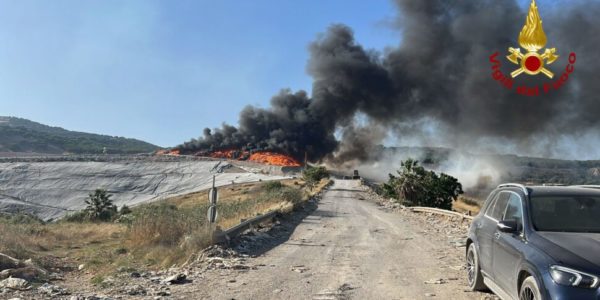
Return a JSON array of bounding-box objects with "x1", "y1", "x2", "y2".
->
[
  {"x1": 453, "y1": 196, "x2": 482, "y2": 215},
  {"x1": 0, "y1": 178, "x2": 331, "y2": 276},
  {"x1": 0, "y1": 218, "x2": 125, "y2": 272},
  {"x1": 125, "y1": 178, "x2": 324, "y2": 267}
]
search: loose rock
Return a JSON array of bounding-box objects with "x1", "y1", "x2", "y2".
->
[
  {"x1": 0, "y1": 277, "x2": 29, "y2": 290},
  {"x1": 161, "y1": 273, "x2": 187, "y2": 285},
  {"x1": 38, "y1": 283, "x2": 70, "y2": 296},
  {"x1": 121, "y1": 284, "x2": 147, "y2": 296},
  {"x1": 291, "y1": 265, "x2": 309, "y2": 273},
  {"x1": 0, "y1": 253, "x2": 23, "y2": 271}
]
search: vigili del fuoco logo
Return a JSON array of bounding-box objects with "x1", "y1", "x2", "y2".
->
[{"x1": 490, "y1": 0, "x2": 576, "y2": 96}]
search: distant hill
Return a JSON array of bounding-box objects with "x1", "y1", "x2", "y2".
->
[{"x1": 0, "y1": 116, "x2": 160, "y2": 155}]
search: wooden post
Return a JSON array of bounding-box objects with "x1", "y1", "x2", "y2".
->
[
  {"x1": 304, "y1": 151, "x2": 308, "y2": 170},
  {"x1": 208, "y1": 175, "x2": 218, "y2": 224}
]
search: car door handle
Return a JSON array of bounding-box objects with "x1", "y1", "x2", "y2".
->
[{"x1": 494, "y1": 232, "x2": 501, "y2": 239}]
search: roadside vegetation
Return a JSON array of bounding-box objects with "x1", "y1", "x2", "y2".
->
[
  {"x1": 0, "y1": 177, "x2": 331, "y2": 284},
  {"x1": 63, "y1": 189, "x2": 129, "y2": 222},
  {"x1": 303, "y1": 166, "x2": 330, "y2": 190},
  {"x1": 376, "y1": 159, "x2": 463, "y2": 210}
]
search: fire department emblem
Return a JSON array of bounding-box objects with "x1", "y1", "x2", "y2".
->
[{"x1": 507, "y1": 0, "x2": 558, "y2": 79}]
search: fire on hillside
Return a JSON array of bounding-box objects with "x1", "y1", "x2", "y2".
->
[
  {"x1": 156, "y1": 149, "x2": 181, "y2": 156},
  {"x1": 208, "y1": 149, "x2": 301, "y2": 167},
  {"x1": 157, "y1": 148, "x2": 301, "y2": 167}
]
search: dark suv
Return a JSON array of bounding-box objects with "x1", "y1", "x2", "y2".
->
[{"x1": 466, "y1": 183, "x2": 600, "y2": 300}]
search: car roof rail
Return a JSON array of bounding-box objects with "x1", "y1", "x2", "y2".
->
[
  {"x1": 573, "y1": 185, "x2": 600, "y2": 190},
  {"x1": 497, "y1": 183, "x2": 529, "y2": 195}
]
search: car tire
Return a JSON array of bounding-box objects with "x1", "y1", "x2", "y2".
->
[
  {"x1": 466, "y1": 243, "x2": 486, "y2": 291},
  {"x1": 519, "y1": 276, "x2": 542, "y2": 300}
]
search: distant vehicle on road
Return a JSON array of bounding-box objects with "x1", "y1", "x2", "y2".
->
[
  {"x1": 466, "y1": 183, "x2": 600, "y2": 300},
  {"x1": 352, "y1": 169, "x2": 360, "y2": 179}
]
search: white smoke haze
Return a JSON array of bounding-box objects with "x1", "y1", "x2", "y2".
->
[
  {"x1": 436, "y1": 153, "x2": 505, "y2": 194},
  {"x1": 327, "y1": 143, "x2": 506, "y2": 196},
  {"x1": 325, "y1": 118, "x2": 507, "y2": 195}
]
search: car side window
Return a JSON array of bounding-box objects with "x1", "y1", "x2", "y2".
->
[
  {"x1": 482, "y1": 191, "x2": 497, "y2": 215},
  {"x1": 490, "y1": 192, "x2": 510, "y2": 220},
  {"x1": 484, "y1": 193, "x2": 499, "y2": 217},
  {"x1": 503, "y1": 194, "x2": 523, "y2": 231}
]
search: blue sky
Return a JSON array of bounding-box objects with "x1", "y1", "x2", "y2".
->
[
  {"x1": 0, "y1": 0, "x2": 553, "y2": 147},
  {"x1": 0, "y1": 0, "x2": 397, "y2": 147}
]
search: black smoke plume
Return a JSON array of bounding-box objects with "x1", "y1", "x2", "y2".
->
[{"x1": 178, "y1": 0, "x2": 600, "y2": 161}]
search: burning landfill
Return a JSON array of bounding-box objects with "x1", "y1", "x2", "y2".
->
[
  {"x1": 207, "y1": 150, "x2": 301, "y2": 167},
  {"x1": 157, "y1": 148, "x2": 301, "y2": 167},
  {"x1": 169, "y1": 0, "x2": 600, "y2": 185}
]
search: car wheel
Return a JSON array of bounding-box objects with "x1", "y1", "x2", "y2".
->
[
  {"x1": 519, "y1": 276, "x2": 542, "y2": 300},
  {"x1": 466, "y1": 243, "x2": 486, "y2": 291}
]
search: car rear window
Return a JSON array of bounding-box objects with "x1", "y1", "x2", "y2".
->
[{"x1": 531, "y1": 196, "x2": 600, "y2": 233}]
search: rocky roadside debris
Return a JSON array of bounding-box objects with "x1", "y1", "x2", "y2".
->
[
  {"x1": 0, "y1": 226, "x2": 282, "y2": 299},
  {"x1": 0, "y1": 253, "x2": 50, "y2": 282},
  {"x1": 0, "y1": 249, "x2": 194, "y2": 299},
  {"x1": 0, "y1": 252, "x2": 75, "y2": 299},
  {"x1": 192, "y1": 245, "x2": 253, "y2": 271}
]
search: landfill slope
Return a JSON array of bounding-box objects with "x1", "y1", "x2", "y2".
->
[{"x1": 0, "y1": 160, "x2": 287, "y2": 220}]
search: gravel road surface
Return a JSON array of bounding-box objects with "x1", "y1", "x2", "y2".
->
[{"x1": 178, "y1": 180, "x2": 493, "y2": 299}]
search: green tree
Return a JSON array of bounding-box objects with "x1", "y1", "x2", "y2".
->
[
  {"x1": 85, "y1": 189, "x2": 117, "y2": 221},
  {"x1": 383, "y1": 159, "x2": 463, "y2": 210},
  {"x1": 394, "y1": 159, "x2": 427, "y2": 205},
  {"x1": 430, "y1": 173, "x2": 464, "y2": 209}
]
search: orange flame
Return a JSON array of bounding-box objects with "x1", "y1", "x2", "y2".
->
[
  {"x1": 156, "y1": 149, "x2": 180, "y2": 156},
  {"x1": 202, "y1": 149, "x2": 301, "y2": 167},
  {"x1": 248, "y1": 151, "x2": 301, "y2": 167},
  {"x1": 209, "y1": 149, "x2": 245, "y2": 159}
]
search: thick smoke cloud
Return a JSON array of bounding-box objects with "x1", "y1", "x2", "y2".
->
[{"x1": 179, "y1": 0, "x2": 600, "y2": 161}]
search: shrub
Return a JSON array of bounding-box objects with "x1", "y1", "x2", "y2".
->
[
  {"x1": 263, "y1": 181, "x2": 284, "y2": 192},
  {"x1": 85, "y1": 189, "x2": 117, "y2": 221},
  {"x1": 303, "y1": 166, "x2": 329, "y2": 190},
  {"x1": 277, "y1": 187, "x2": 303, "y2": 204},
  {"x1": 0, "y1": 212, "x2": 44, "y2": 225},
  {"x1": 374, "y1": 175, "x2": 399, "y2": 199},
  {"x1": 63, "y1": 211, "x2": 90, "y2": 223},
  {"x1": 119, "y1": 205, "x2": 132, "y2": 215},
  {"x1": 385, "y1": 159, "x2": 463, "y2": 210}
]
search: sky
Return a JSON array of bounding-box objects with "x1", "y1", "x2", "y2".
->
[
  {"x1": 0, "y1": 0, "x2": 553, "y2": 147},
  {"x1": 0, "y1": 0, "x2": 398, "y2": 147}
]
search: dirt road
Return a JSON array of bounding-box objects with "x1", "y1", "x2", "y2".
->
[{"x1": 178, "y1": 179, "x2": 492, "y2": 300}]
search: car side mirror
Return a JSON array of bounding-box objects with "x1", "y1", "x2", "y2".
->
[{"x1": 497, "y1": 220, "x2": 519, "y2": 233}]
